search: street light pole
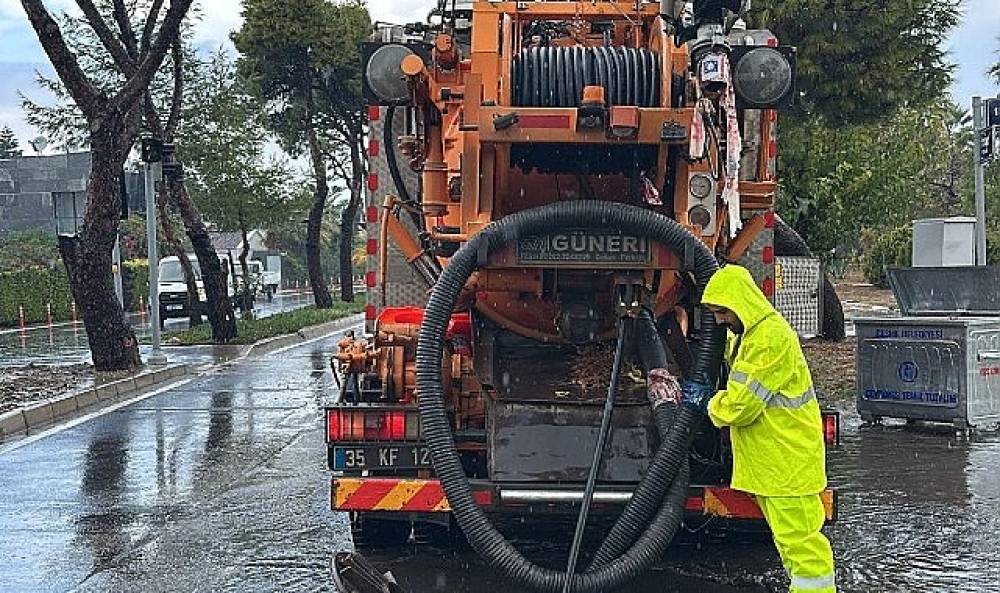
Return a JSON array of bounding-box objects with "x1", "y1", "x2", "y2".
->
[
  {"x1": 973, "y1": 96, "x2": 988, "y2": 266},
  {"x1": 144, "y1": 158, "x2": 167, "y2": 365}
]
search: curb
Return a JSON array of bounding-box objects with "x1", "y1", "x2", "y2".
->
[
  {"x1": 0, "y1": 363, "x2": 190, "y2": 443},
  {"x1": 0, "y1": 313, "x2": 362, "y2": 443},
  {"x1": 244, "y1": 313, "x2": 363, "y2": 358}
]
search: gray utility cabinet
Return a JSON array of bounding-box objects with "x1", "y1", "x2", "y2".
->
[
  {"x1": 855, "y1": 267, "x2": 1000, "y2": 429},
  {"x1": 912, "y1": 217, "x2": 976, "y2": 267}
]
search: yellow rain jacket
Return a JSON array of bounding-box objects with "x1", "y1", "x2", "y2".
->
[{"x1": 702, "y1": 265, "x2": 826, "y2": 497}]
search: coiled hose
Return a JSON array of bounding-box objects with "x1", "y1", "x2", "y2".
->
[
  {"x1": 416, "y1": 201, "x2": 726, "y2": 592},
  {"x1": 512, "y1": 46, "x2": 661, "y2": 108}
]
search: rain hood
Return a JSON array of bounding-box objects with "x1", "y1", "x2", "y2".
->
[{"x1": 701, "y1": 265, "x2": 776, "y2": 331}]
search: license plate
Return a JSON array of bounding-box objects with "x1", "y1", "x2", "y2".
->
[
  {"x1": 333, "y1": 444, "x2": 432, "y2": 469},
  {"x1": 517, "y1": 230, "x2": 650, "y2": 265},
  {"x1": 166, "y1": 304, "x2": 183, "y2": 311}
]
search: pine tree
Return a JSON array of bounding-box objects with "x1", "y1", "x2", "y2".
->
[
  {"x1": 750, "y1": 0, "x2": 960, "y2": 124},
  {"x1": 0, "y1": 126, "x2": 21, "y2": 158},
  {"x1": 233, "y1": 0, "x2": 371, "y2": 305}
]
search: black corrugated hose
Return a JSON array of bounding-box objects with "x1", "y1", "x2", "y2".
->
[
  {"x1": 512, "y1": 46, "x2": 661, "y2": 108},
  {"x1": 589, "y1": 310, "x2": 697, "y2": 569},
  {"x1": 415, "y1": 201, "x2": 726, "y2": 592}
]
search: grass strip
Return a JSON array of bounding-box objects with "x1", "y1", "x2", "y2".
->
[{"x1": 163, "y1": 302, "x2": 363, "y2": 346}]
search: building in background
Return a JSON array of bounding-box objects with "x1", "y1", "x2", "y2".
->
[{"x1": 0, "y1": 153, "x2": 145, "y2": 237}]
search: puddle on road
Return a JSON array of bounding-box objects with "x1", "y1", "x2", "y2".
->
[
  {"x1": 360, "y1": 533, "x2": 760, "y2": 593},
  {"x1": 352, "y1": 415, "x2": 1000, "y2": 593},
  {"x1": 826, "y1": 417, "x2": 1000, "y2": 592}
]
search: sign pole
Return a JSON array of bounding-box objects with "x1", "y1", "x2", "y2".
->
[
  {"x1": 112, "y1": 234, "x2": 124, "y2": 306},
  {"x1": 973, "y1": 96, "x2": 988, "y2": 266},
  {"x1": 145, "y1": 159, "x2": 167, "y2": 365}
]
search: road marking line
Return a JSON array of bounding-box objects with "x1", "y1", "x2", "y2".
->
[
  {"x1": 0, "y1": 318, "x2": 362, "y2": 455},
  {"x1": 0, "y1": 377, "x2": 193, "y2": 455},
  {"x1": 265, "y1": 321, "x2": 364, "y2": 357}
]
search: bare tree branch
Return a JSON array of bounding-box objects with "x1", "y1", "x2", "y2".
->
[
  {"x1": 111, "y1": 0, "x2": 139, "y2": 58},
  {"x1": 140, "y1": 0, "x2": 165, "y2": 56},
  {"x1": 20, "y1": 0, "x2": 102, "y2": 117},
  {"x1": 143, "y1": 94, "x2": 166, "y2": 139},
  {"x1": 75, "y1": 0, "x2": 134, "y2": 72},
  {"x1": 113, "y1": 0, "x2": 194, "y2": 113},
  {"x1": 165, "y1": 39, "x2": 183, "y2": 139},
  {"x1": 329, "y1": 154, "x2": 350, "y2": 181}
]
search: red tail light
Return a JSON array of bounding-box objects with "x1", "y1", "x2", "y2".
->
[
  {"x1": 822, "y1": 412, "x2": 840, "y2": 447},
  {"x1": 327, "y1": 409, "x2": 420, "y2": 442},
  {"x1": 328, "y1": 409, "x2": 341, "y2": 441}
]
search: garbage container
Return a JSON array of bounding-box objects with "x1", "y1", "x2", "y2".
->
[{"x1": 855, "y1": 267, "x2": 1000, "y2": 429}]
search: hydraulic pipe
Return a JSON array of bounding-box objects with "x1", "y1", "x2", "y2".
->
[{"x1": 563, "y1": 316, "x2": 630, "y2": 592}]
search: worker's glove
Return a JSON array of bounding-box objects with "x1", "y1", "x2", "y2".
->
[
  {"x1": 647, "y1": 368, "x2": 682, "y2": 409},
  {"x1": 680, "y1": 380, "x2": 715, "y2": 415}
]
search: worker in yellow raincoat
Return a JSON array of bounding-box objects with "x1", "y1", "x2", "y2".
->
[{"x1": 681, "y1": 265, "x2": 836, "y2": 593}]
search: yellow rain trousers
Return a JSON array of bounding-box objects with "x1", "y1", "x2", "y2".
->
[{"x1": 701, "y1": 265, "x2": 836, "y2": 593}]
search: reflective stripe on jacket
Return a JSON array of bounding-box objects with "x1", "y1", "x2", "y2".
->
[{"x1": 703, "y1": 265, "x2": 827, "y2": 497}]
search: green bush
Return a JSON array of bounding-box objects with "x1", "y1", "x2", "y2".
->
[
  {"x1": 0, "y1": 230, "x2": 61, "y2": 273},
  {"x1": 164, "y1": 301, "x2": 364, "y2": 345},
  {"x1": 988, "y1": 226, "x2": 1000, "y2": 265},
  {"x1": 122, "y1": 258, "x2": 149, "y2": 312},
  {"x1": 0, "y1": 266, "x2": 74, "y2": 326},
  {"x1": 861, "y1": 225, "x2": 912, "y2": 288}
]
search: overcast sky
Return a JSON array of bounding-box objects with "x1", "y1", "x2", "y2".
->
[{"x1": 0, "y1": 0, "x2": 997, "y2": 149}]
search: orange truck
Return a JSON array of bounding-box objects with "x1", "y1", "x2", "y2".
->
[{"x1": 326, "y1": 1, "x2": 837, "y2": 590}]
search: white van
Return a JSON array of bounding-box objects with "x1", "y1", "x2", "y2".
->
[{"x1": 157, "y1": 254, "x2": 252, "y2": 326}]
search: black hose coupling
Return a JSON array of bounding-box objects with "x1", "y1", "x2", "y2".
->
[{"x1": 492, "y1": 112, "x2": 519, "y2": 131}]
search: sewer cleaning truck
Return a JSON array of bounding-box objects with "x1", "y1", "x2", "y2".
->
[{"x1": 325, "y1": 1, "x2": 839, "y2": 591}]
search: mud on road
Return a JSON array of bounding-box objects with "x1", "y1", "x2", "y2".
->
[{"x1": 0, "y1": 363, "x2": 94, "y2": 413}]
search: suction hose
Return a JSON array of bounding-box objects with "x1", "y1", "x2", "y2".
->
[
  {"x1": 415, "y1": 201, "x2": 726, "y2": 592},
  {"x1": 590, "y1": 310, "x2": 697, "y2": 568},
  {"x1": 580, "y1": 308, "x2": 693, "y2": 580}
]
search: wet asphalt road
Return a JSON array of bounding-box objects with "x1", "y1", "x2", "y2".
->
[
  {"x1": 0, "y1": 291, "x2": 315, "y2": 367},
  {"x1": 2, "y1": 326, "x2": 1000, "y2": 592}
]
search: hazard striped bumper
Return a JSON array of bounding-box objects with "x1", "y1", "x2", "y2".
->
[{"x1": 331, "y1": 477, "x2": 836, "y2": 522}]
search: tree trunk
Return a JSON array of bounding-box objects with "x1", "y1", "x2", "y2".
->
[
  {"x1": 306, "y1": 188, "x2": 333, "y2": 308},
  {"x1": 60, "y1": 133, "x2": 140, "y2": 371},
  {"x1": 168, "y1": 179, "x2": 238, "y2": 342},
  {"x1": 338, "y1": 183, "x2": 361, "y2": 303},
  {"x1": 238, "y1": 223, "x2": 253, "y2": 320},
  {"x1": 338, "y1": 123, "x2": 365, "y2": 303},
  {"x1": 306, "y1": 125, "x2": 333, "y2": 308},
  {"x1": 155, "y1": 187, "x2": 200, "y2": 326}
]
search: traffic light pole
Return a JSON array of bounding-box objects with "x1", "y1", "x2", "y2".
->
[{"x1": 973, "y1": 96, "x2": 987, "y2": 266}]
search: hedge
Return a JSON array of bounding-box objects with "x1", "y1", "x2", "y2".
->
[
  {"x1": 0, "y1": 258, "x2": 155, "y2": 326},
  {"x1": 0, "y1": 267, "x2": 73, "y2": 326},
  {"x1": 122, "y1": 258, "x2": 150, "y2": 312},
  {"x1": 163, "y1": 301, "x2": 364, "y2": 345}
]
